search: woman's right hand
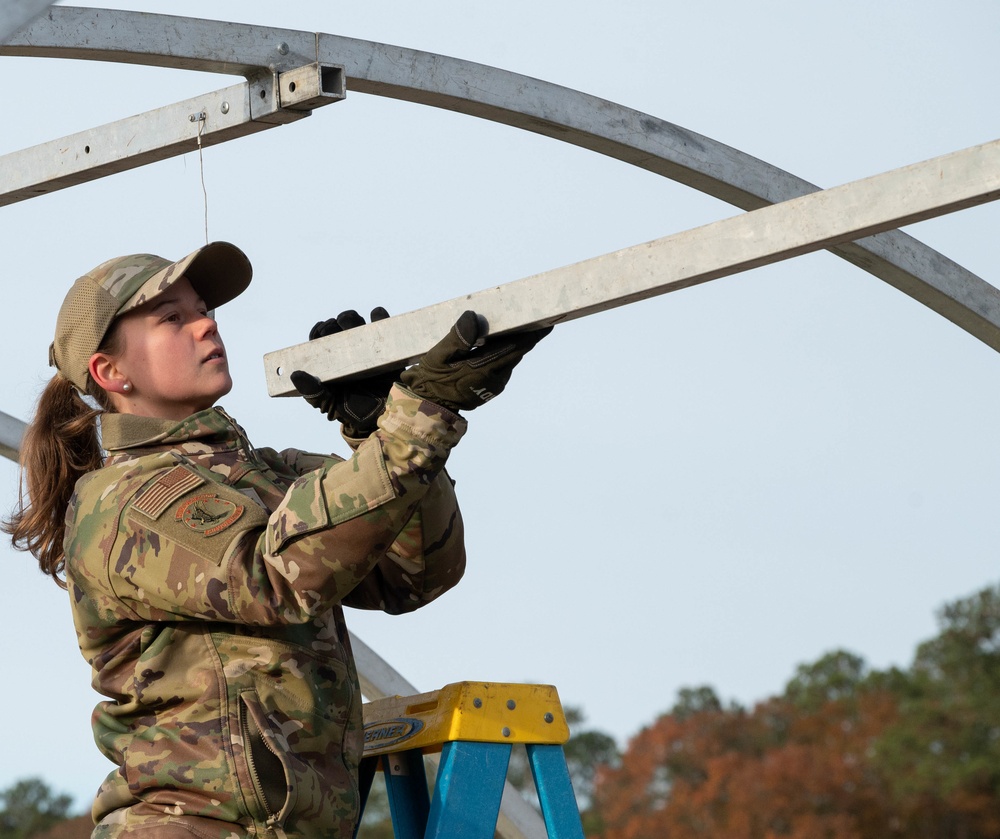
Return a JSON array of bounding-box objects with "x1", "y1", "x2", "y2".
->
[{"x1": 400, "y1": 310, "x2": 552, "y2": 412}]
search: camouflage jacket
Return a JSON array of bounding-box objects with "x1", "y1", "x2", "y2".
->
[{"x1": 64, "y1": 385, "x2": 467, "y2": 838}]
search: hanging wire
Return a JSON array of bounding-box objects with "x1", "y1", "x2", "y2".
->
[{"x1": 191, "y1": 111, "x2": 209, "y2": 244}]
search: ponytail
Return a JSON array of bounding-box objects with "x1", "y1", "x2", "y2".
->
[{"x1": 4, "y1": 328, "x2": 121, "y2": 588}]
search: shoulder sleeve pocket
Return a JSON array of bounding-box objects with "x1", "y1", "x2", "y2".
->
[{"x1": 127, "y1": 466, "x2": 270, "y2": 566}]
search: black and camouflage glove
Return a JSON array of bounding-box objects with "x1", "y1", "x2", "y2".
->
[
  {"x1": 400, "y1": 310, "x2": 552, "y2": 412},
  {"x1": 291, "y1": 308, "x2": 405, "y2": 438}
]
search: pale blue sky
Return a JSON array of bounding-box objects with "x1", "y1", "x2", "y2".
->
[{"x1": 2, "y1": 0, "x2": 999, "y2": 811}]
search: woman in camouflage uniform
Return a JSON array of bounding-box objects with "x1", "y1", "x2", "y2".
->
[{"x1": 4, "y1": 242, "x2": 548, "y2": 838}]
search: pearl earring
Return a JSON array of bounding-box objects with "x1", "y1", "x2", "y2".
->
[{"x1": 122, "y1": 382, "x2": 132, "y2": 393}]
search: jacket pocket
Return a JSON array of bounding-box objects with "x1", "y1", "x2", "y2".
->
[
  {"x1": 220, "y1": 632, "x2": 361, "y2": 833},
  {"x1": 237, "y1": 690, "x2": 294, "y2": 826}
]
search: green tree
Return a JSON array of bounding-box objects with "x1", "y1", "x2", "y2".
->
[
  {"x1": 0, "y1": 778, "x2": 74, "y2": 839},
  {"x1": 784, "y1": 649, "x2": 868, "y2": 712},
  {"x1": 671, "y1": 685, "x2": 724, "y2": 720},
  {"x1": 563, "y1": 707, "x2": 621, "y2": 808},
  {"x1": 874, "y1": 584, "x2": 1000, "y2": 838}
]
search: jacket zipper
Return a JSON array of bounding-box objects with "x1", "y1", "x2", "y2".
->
[
  {"x1": 240, "y1": 702, "x2": 288, "y2": 836},
  {"x1": 216, "y1": 407, "x2": 261, "y2": 465}
]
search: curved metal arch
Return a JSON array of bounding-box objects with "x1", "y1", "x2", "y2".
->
[{"x1": 5, "y1": 7, "x2": 1000, "y2": 352}]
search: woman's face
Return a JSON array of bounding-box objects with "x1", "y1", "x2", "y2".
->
[{"x1": 105, "y1": 277, "x2": 234, "y2": 420}]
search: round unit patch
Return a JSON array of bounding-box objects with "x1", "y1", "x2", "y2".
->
[{"x1": 176, "y1": 493, "x2": 245, "y2": 536}]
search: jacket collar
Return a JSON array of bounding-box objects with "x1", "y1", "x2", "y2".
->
[{"x1": 101, "y1": 407, "x2": 240, "y2": 453}]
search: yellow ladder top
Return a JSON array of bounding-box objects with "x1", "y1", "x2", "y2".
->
[{"x1": 362, "y1": 681, "x2": 570, "y2": 756}]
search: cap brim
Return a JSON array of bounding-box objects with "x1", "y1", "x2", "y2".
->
[{"x1": 120, "y1": 241, "x2": 252, "y2": 313}]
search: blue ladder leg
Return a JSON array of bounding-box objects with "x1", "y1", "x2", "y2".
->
[
  {"x1": 383, "y1": 749, "x2": 431, "y2": 839},
  {"x1": 425, "y1": 741, "x2": 512, "y2": 839},
  {"x1": 527, "y1": 744, "x2": 585, "y2": 839}
]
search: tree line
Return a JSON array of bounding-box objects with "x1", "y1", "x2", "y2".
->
[{"x1": 589, "y1": 582, "x2": 1000, "y2": 838}]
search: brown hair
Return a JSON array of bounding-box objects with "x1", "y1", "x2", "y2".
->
[{"x1": 3, "y1": 323, "x2": 123, "y2": 587}]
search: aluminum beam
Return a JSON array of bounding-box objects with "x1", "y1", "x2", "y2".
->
[
  {"x1": 266, "y1": 137, "x2": 1000, "y2": 393},
  {"x1": 3, "y1": 8, "x2": 1000, "y2": 354},
  {"x1": 0, "y1": 64, "x2": 344, "y2": 206}
]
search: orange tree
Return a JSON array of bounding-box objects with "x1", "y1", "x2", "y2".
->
[
  {"x1": 592, "y1": 654, "x2": 898, "y2": 839},
  {"x1": 591, "y1": 584, "x2": 1000, "y2": 839}
]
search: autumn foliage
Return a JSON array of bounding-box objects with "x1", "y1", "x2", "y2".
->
[{"x1": 590, "y1": 583, "x2": 1000, "y2": 839}]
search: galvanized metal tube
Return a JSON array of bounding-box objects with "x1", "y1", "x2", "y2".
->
[{"x1": 265, "y1": 137, "x2": 1000, "y2": 394}]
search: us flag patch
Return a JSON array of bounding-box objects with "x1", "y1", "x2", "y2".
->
[{"x1": 133, "y1": 466, "x2": 205, "y2": 520}]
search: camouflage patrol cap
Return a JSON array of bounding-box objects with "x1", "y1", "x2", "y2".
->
[{"x1": 49, "y1": 241, "x2": 252, "y2": 391}]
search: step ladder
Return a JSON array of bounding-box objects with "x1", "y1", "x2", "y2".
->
[{"x1": 356, "y1": 681, "x2": 585, "y2": 839}]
